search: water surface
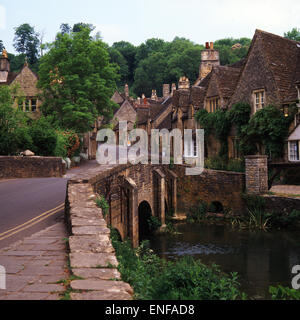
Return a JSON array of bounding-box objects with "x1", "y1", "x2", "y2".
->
[{"x1": 149, "y1": 223, "x2": 300, "y2": 298}]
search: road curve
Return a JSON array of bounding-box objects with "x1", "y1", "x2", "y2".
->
[{"x1": 0, "y1": 178, "x2": 67, "y2": 249}]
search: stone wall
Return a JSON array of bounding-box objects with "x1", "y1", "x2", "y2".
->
[
  {"x1": 264, "y1": 195, "x2": 300, "y2": 214},
  {"x1": 245, "y1": 155, "x2": 268, "y2": 195},
  {"x1": 0, "y1": 156, "x2": 64, "y2": 179},
  {"x1": 173, "y1": 165, "x2": 246, "y2": 214},
  {"x1": 65, "y1": 179, "x2": 133, "y2": 300}
]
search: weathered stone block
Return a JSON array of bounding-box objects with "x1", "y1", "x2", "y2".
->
[{"x1": 70, "y1": 252, "x2": 118, "y2": 268}]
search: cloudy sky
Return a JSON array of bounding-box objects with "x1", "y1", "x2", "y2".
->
[{"x1": 0, "y1": 0, "x2": 299, "y2": 52}]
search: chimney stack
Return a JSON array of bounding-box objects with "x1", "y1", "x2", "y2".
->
[
  {"x1": 151, "y1": 90, "x2": 158, "y2": 101},
  {"x1": 199, "y1": 41, "x2": 220, "y2": 81},
  {"x1": 125, "y1": 84, "x2": 129, "y2": 98},
  {"x1": 171, "y1": 83, "x2": 177, "y2": 96},
  {"x1": 163, "y1": 84, "x2": 170, "y2": 98},
  {"x1": 178, "y1": 77, "x2": 190, "y2": 90}
]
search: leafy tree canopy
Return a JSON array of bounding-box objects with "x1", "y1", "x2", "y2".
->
[
  {"x1": 0, "y1": 85, "x2": 32, "y2": 155},
  {"x1": 13, "y1": 23, "x2": 40, "y2": 65},
  {"x1": 38, "y1": 27, "x2": 119, "y2": 133},
  {"x1": 284, "y1": 28, "x2": 300, "y2": 41}
]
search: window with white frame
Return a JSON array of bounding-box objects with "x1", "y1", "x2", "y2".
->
[
  {"x1": 289, "y1": 141, "x2": 300, "y2": 161},
  {"x1": 184, "y1": 138, "x2": 198, "y2": 158},
  {"x1": 253, "y1": 90, "x2": 265, "y2": 113}
]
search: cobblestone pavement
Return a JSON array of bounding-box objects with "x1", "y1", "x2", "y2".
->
[{"x1": 0, "y1": 221, "x2": 69, "y2": 300}]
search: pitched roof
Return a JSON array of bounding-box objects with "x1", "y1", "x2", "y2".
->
[
  {"x1": 254, "y1": 29, "x2": 300, "y2": 103},
  {"x1": 212, "y1": 66, "x2": 241, "y2": 99},
  {"x1": 136, "y1": 101, "x2": 171, "y2": 125}
]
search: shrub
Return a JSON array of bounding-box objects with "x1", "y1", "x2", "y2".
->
[
  {"x1": 111, "y1": 231, "x2": 245, "y2": 300},
  {"x1": 147, "y1": 216, "x2": 162, "y2": 232},
  {"x1": 269, "y1": 285, "x2": 300, "y2": 300},
  {"x1": 29, "y1": 117, "x2": 58, "y2": 156},
  {"x1": 54, "y1": 131, "x2": 69, "y2": 158},
  {"x1": 268, "y1": 210, "x2": 300, "y2": 228}
]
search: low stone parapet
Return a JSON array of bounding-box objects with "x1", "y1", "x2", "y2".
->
[
  {"x1": 0, "y1": 156, "x2": 65, "y2": 179},
  {"x1": 65, "y1": 180, "x2": 133, "y2": 300}
]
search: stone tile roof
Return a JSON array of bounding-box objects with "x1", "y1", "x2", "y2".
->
[
  {"x1": 254, "y1": 29, "x2": 300, "y2": 103},
  {"x1": 212, "y1": 66, "x2": 241, "y2": 99},
  {"x1": 137, "y1": 101, "x2": 171, "y2": 125}
]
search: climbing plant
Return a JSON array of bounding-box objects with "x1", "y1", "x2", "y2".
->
[
  {"x1": 195, "y1": 109, "x2": 231, "y2": 157},
  {"x1": 196, "y1": 103, "x2": 297, "y2": 160}
]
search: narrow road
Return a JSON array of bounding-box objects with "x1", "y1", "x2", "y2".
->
[{"x1": 0, "y1": 178, "x2": 67, "y2": 249}]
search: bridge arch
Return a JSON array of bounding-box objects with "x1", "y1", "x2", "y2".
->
[{"x1": 138, "y1": 201, "x2": 152, "y2": 242}]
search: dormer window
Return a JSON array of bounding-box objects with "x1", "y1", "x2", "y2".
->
[{"x1": 253, "y1": 90, "x2": 265, "y2": 113}]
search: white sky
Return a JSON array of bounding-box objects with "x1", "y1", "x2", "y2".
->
[{"x1": 0, "y1": 0, "x2": 300, "y2": 52}]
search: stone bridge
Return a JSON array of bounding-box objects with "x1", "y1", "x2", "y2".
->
[
  {"x1": 67, "y1": 161, "x2": 248, "y2": 247},
  {"x1": 67, "y1": 163, "x2": 178, "y2": 247}
]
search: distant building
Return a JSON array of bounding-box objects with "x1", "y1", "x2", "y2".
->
[{"x1": 0, "y1": 50, "x2": 41, "y2": 119}]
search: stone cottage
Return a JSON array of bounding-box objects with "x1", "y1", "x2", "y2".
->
[{"x1": 0, "y1": 50, "x2": 41, "y2": 119}]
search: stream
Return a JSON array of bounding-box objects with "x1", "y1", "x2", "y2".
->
[{"x1": 149, "y1": 222, "x2": 300, "y2": 299}]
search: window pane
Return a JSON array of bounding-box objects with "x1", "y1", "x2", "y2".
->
[
  {"x1": 25, "y1": 100, "x2": 30, "y2": 112},
  {"x1": 31, "y1": 99, "x2": 37, "y2": 112},
  {"x1": 18, "y1": 100, "x2": 23, "y2": 111},
  {"x1": 289, "y1": 141, "x2": 299, "y2": 161}
]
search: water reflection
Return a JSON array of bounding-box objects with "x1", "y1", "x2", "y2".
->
[{"x1": 149, "y1": 223, "x2": 300, "y2": 299}]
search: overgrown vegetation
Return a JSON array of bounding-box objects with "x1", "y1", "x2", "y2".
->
[
  {"x1": 147, "y1": 216, "x2": 162, "y2": 233},
  {"x1": 111, "y1": 229, "x2": 245, "y2": 300},
  {"x1": 230, "y1": 194, "x2": 300, "y2": 230},
  {"x1": 196, "y1": 103, "x2": 297, "y2": 161},
  {"x1": 0, "y1": 85, "x2": 82, "y2": 157},
  {"x1": 269, "y1": 285, "x2": 300, "y2": 300},
  {"x1": 95, "y1": 195, "x2": 109, "y2": 218},
  {"x1": 187, "y1": 201, "x2": 208, "y2": 223},
  {"x1": 205, "y1": 157, "x2": 245, "y2": 173}
]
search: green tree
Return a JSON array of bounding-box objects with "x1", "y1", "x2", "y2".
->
[
  {"x1": 112, "y1": 41, "x2": 137, "y2": 85},
  {"x1": 72, "y1": 22, "x2": 95, "y2": 33},
  {"x1": 38, "y1": 27, "x2": 119, "y2": 133},
  {"x1": 28, "y1": 117, "x2": 58, "y2": 156},
  {"x1": 13, "y1": 23, "x2": 40, "y2": 65},
  {"x1": 108, "y1": 47, "x2": 129, "y2": 86},
  {"x1": 284, "y1": 28, "x2": 300, "y2": 41},
  {"x1": 132, "y1": 52, "x2": 168, "y2": 96},
  {"x1": 7, "y1": 53, "x2": 26, "y2": 72},
  {"x1": 0, "y1": 86, "x2": 32, "y2": 155},
  {"x1": 0, "y1": 40, "x2": 4, "y2": 52},
  {"x1": 60, "y1": 23, "x2": 72, "y2": 35}
]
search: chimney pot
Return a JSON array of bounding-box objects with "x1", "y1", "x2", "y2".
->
[
  {"x1": 206, "y1": 42, "x2": 210, "y2": 49},
  {"x1": 210, "y1": 42, "x2": 214, "y2": 50}
]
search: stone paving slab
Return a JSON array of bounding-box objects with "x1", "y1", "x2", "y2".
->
[{"x1": 0, "y1": 222, "x2": 69, "y2": 300}]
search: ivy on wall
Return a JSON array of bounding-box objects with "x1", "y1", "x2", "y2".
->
[{"x1": 195, "y1": 103, "x2": 297, "y2": 159}]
